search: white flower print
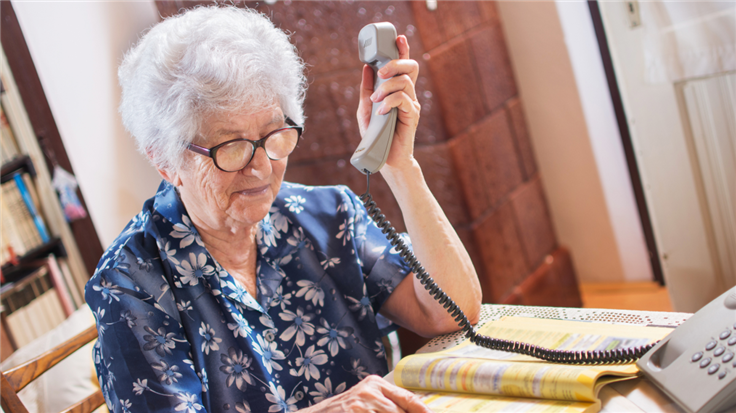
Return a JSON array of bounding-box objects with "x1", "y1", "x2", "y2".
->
[
  {"x1": 348, "y1": 357, "x2": 369, "y2": 380},
  {"x1": 295, "y1": 279, "x2": 325, "y2": 307},
  {"x1": 92, "y1": 278, "x2": 122, "y2": 304},
  {"x1": 94, "y1": 307, "x2": 106, "y2": 338},
  {"x1": 286, "y1": 226, "x2": 312, "y2": 251},
  {"x1": 227, "y1": 312, "x2": 252, "y2": 338},
  {"x1": 336, "y1": 217, "x2": 354, "y2": 246},
  {"x1": 265, "y1": 383, "x2": 298, "y2": 413},
  {"x1": 157, "y1": 239, "x2": 179, "y2": 265},
  {"x1": 374, "y1": 339, "x2": 386, "y2": 359},
  {"x1": 197, "y1": 368, "x2": 208, "y2": 393},
  {"x1": 142, "y1": 325, "x2": 177, "y2": 356},
  {"x1": 253, "y1": 334, "x2": 286, "y2": 374},
  {"x1": 309, "y1": 377, "x2": 347, "y2": 403},
  {"x1": 176, "y1": 253, "x2": 215, "y2": 286},
  {"x1": 175, "y1": 392, "x2": 204, "y2": 413},
  {"x1": 177, "y1": 300, "x2": 193, "y2": 313},
  {"x1": 278, "y1": 307, "x2": 315, "y2": 347},
  {"x1": 269, "y1": 206, "x2": 290, "y2": 233},
  {"x1": 346, "y1": 284, "x2": 374, "y2": 322},
  {"x1": 284, "y1": 195, "x2": 306, "y2": 214},
  {"x1": 235, "y1": 400, "x2": 252, "y2": 413},
  {"x1": 152, "y1": 360, "x2": 182, "y2": 385},
  {"x1": 120, "y1": 399, "x2": 132, "y2": 413},
  {"x1": 320, "y1": 257, "x2": 340, "y2": 270},
  {"x1": 170, "y1": 215, "x2": 200, "y2": 249},
  {"x1": 258, "y1": 217, "x2": 279, "y2": 250},
  {"x1": 290, "y1": 344, "x2": 328, "y2": 381},
  {"x1": 199, "y1": 322, "x2": 222, "y2": 355},
  {"x1": 316, "y1": 318, "x2": 353, "y2": 357},
  {"x1": 268, "y1": 285, "x2": 292, "y2": 310},
  {"x1": 132, "y1": 378, "x2": 148, "y2": 395},
  {"x1": 220, "y1": 347, "x2": 254, "y2": 390},
  {"x1": 225, "y1": 279, "x2": 250, "y2": 303}
]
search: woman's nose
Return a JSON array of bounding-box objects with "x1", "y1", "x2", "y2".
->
[{"x1": 242, "y1": 146, "x2": 272, "y2": 178}]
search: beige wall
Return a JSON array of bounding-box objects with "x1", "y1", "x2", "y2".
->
[{"x1": 497, "y1": 1, "x2": 652, "y2": 284}]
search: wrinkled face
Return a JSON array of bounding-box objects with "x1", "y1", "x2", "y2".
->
[{"x1": 174, "y1": 105, "x2": 288, "y2": 231}]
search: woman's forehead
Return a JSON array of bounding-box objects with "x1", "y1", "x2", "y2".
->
[{"x1": 202, "y1": 106, "x2": 284, "y2": 138}]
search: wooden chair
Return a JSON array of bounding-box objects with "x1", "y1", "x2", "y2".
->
[{"x1": 0, "y1": 325, "x2": 105, "y2": 413}]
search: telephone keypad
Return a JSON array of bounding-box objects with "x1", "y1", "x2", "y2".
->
[
  {"x1": 720, "y1": 330, "x2": 731, "y2": 340},
  {"x1": 701, "y1": 357, "x2": 712, "y2": 368},
  {"x1": 692, "y1": 352, "x2": 704, "y2": 362},
  {"x1": 706, "y1": 340, "x2": 718, "y2": 350},
  {"x1": 722, "y1": 352, "x2": 734, "y2": 363},
  {"x1": 714, "y1": 347, "x2": 726, "y2": 357},
  {"x1": 708, "y1": 364, "x2": 720, "y2": 375}
]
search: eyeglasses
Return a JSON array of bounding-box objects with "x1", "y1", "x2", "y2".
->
[{"x1": 187, "y1": 118, "x2": 303, "y2": 172}]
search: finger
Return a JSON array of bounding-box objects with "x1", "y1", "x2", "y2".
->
[
  {"x1": 377, "y1": 59, "x2": 419, "y2": 84},
  {"x1": 371, "y1": 74, "x2": 417, "y2": 103},
  {"x1": 397, "y1": 34, "x2": 410, "y2": 60},
  {"x1": 377, "y1": 91, "x2": 420, "y2": 117},
  {"x1": 379, "y1": 380, "x2": 431, "y2": 413}
]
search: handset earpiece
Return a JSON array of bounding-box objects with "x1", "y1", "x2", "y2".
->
[{"x1": 351, "y1": 22, "x2": 400, "y2": 175}]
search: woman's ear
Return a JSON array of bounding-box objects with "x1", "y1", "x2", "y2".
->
[{"x1": 147, "y1": 149, "x2": 183, "y2": 187}]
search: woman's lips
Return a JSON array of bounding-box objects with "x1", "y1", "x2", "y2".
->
[{"x1": 238, "y1": 184, "x2": 269, "y2": 196}]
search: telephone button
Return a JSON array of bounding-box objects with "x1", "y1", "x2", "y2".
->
[
  {"x1": 708, "y1": 364, "x2": 720, "y2": 375},
  {"x1": 692, "y1": 352, "x2": 704, "y2": 362},
  {"x1": 723, "y1": 352, "x2": 734, "y2": 363},
  {"x1": 720, "y1": 330, "x2": 731, "y2": 340},
  {"x1": 715, "y1": 347, "x2": 726, "y2": 357},
  {"x1": 706, "y1": 340, "x2": 718, "y2": 350},
  {"x1": 729, "y1": 336, "x2": 736, "y2": 346},
  {"x1": 719, "y1": 370, "x2": 728, "y2": 380},
  {"x1": 701, "y1": 357, "x2": 712, "y2": 368}
]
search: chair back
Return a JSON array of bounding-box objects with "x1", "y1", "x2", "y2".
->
[{"x1": 0, "y1": 325, "x2": 104, "y2": 413}]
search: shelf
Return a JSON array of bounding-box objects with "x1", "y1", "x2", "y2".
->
[
  {"x1": 1, "y1": 237, "x2": 65, "y2": 284},
  {"x1": 1, "y1": 155, "x2": 36, "y2": 183}
]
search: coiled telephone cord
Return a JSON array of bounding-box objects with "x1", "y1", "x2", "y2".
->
[{"x1": 360, "y1": 172, "x2": 657, "y2": 365}]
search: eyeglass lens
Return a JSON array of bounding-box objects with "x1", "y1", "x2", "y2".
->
[{"x1": 215, "y1": 128, "x2": 299, "y2": 172}]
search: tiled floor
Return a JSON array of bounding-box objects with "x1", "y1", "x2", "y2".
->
[{"x1": 579, "y1": 282, "x2": 673, "y2": 312}]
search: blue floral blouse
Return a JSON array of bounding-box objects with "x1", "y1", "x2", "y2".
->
[{"x1": 85, "y1": 180, "x2": 411, "y2": 413}]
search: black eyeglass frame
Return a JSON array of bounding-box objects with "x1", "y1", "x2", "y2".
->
[{"x1": 187, "y1": 117, "x2": 303, "y2": 172}]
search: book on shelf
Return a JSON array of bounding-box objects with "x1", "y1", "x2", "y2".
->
[
  {"x1": 1, "y1": 264, "x2": 67, "y2": 349},
  {"x1": 0, "y1": 102, "x2": 19, "y2": 164},
  {"x1": 0, "y1": 173, "x2": 51, "y2": 265},
  {"x1": 391, "y1": 316, "x2": 672, "y2": 413}
]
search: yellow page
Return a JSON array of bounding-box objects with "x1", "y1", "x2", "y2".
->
[
  {"x1": 441, "y1": 317, "x2": 673, "y2": 363},
  {"x1": 395, "y1": 316, "x2": 673, "y2": 402},
  {"x1": 395, "y1": 354, "x2": 627, "y2": 402},
  {"x1": 416, "y1": 391, "x2": 599, "y2": 413}
]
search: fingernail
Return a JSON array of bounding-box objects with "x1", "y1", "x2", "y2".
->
[
  {"x1": 376, "y1": 104, "x2": 386, "y2": 116},
  {"x1": 378, "y1": 67, "x2": 387, "y2": 77},
  {"x1": 370, "y1": 92, "x2": 377, "y2": 102}
]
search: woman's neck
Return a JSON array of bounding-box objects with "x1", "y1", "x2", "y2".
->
[{"x1": 187, "y1": 210, "x2": 261, "y2": 299}]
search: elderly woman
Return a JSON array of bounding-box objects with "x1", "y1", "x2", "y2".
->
[{"x1": 86, "y1": 5, "x2": 481, "y2": 413}]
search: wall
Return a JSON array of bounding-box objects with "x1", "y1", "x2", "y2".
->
[
  {"x1": 497, "y1": 1, "x2": 653, "y2": 284},
  {"x1": 12, "y1": 0, "x2": 162, "y2": 248}
]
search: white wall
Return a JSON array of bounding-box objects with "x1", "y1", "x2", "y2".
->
[
  {"x1": 12, "y1": 0, "x2": 162, "y2": 248},
  {"x1": 497, "y1": 1, "x2": 652, "y2": 284}
]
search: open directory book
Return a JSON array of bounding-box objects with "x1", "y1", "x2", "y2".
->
[{"x1": 392, "y1": 316, "x2": 673, "y2": 413}]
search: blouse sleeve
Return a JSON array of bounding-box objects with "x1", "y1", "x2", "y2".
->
[
  {"x1": 86, "y1": 247, "x2": 207, "y2": 413},
  {"x1": 342, "y1": 187, "x2": 412, "y2": 316}
]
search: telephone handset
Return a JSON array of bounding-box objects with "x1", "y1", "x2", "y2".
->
[
  {"x1": 350, "y1": 22, "x2": 399, "y2": 175},
  {"x1": 352, "y1": 22, "x2": 654, "y2": 366}
]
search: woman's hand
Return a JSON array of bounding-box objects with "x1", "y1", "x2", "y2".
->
[
  {"x1": 357, "y1": 34, "x2": 421, "y2": 173},
  {"x1": 302, "y1": 375, "x2": 430, "y2": 413}
]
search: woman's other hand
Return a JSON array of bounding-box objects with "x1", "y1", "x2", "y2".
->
[
  {"x1": 357, "y1": 34, "x2": 421, "y2": 173},
  {"x1": 303, "y1": 375, "x2": 431, "y2": 413}
]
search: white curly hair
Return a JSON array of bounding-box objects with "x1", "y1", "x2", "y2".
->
[{"x1": 118, "y1": 5, "x2": 307, "y2": 172}]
